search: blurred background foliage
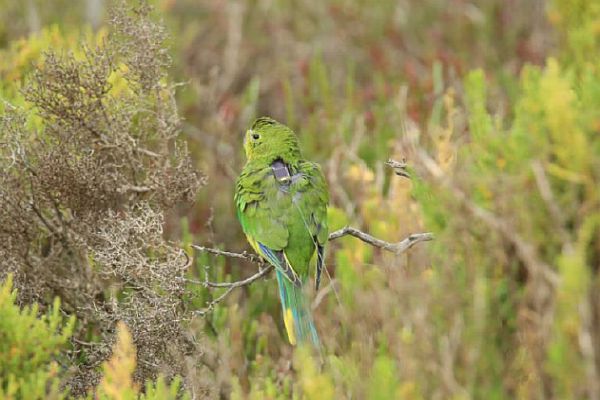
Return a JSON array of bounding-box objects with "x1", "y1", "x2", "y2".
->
[{"x1": 1, "y1": 0, "x2": 600, "y2": 398}]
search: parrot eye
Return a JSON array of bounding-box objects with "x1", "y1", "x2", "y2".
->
[{"x1": 252, "y1": 133, "x2": 260, "y2": 140}]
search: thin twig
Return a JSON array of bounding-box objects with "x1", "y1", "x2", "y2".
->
[
  {"x1": 186, "y1": 264, "x2": 272, "y2": 289},
  {"x1": 191, "y1": 266, "x2": 273, "y2": 315},
  {"x1": 135, "y1": 147, "x2": 161, "y2": 158},
  {"x1": 187, "y1": 246, "x2": 272, "y2": 314},
  {"x1": 386, "y1": 158, "x2": 411, "y2": 179},
  {"x1": 117, "y1": 185, "x2": 153, "y2": 194},
  {"x1": 191, "y1": 245, "x2": 263, "y2": 263},
  {"x1": 312, "y1": 279, "x2": 338, "y2": 309}
]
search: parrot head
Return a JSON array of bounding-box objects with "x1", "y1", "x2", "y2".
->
[{"x1": 244, "y1": 117, "x2": 302, "y2": 163}]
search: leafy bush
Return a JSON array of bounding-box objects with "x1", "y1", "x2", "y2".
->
[
  {"x1": 0, "y1": 275, "x2": 74, "y2": 400},
  {"x1": 0, "y1": 275, "x2": 190, "y2": 399}
]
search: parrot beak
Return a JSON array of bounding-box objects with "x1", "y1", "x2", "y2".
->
[{"x1": 243, "y1": 129, "x2": 252, "y2": 158}]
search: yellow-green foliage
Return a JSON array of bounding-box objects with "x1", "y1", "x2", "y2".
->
[
  {"x1": 294, "y1": 347, "x2": 335, "y2": 400},
  {"x1": 0, "y1": 275, "x2": 74, "y2": 400},
  {"x1": 366, "y1": 353, "x2": 399, "y2": 400},
  {"x1": 413, "y1": 11, "x2": 600, "y2": 397},
  {"x1": 549, "y1": 0, "x2": 600, "y2": 66},
  {"x1": 0, "y1": 25, "x2": 107, "y2": 112},
  {"x1": 97, "y1": 322, "x2": 139, "y2": 400},
  {"x1": 0, "y1": 25, "x2": 106, "y2": 81},
  {"x1": 97, "y1": 322, "x2": 189, "y2": 400}
]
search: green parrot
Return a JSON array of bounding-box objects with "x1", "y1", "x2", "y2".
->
[{"x1": 234, "y1": 117, "x2": 329, "y2": 347}]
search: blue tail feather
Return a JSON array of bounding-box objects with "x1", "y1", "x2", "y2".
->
[{"x1": 275, "y1": 270, "x2": 320, "y2": 347}]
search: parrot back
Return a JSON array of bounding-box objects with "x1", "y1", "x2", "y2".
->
[{"x1": 235, "y1": 158, "x2": 328, "y2": 348}]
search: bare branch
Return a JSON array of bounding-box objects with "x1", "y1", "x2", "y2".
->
[
  {"x1": 187, "y1": 245, "x2": 273, "y2": 313},
  {"x1": 185, "y1": 245, "x2": 272, "y2": 293},
  {"x1": 189, "y1": 227, "x2": 433, "y2": 314},
  {"x1": 189, "y1": 266, "x2": 273, "y2": 315},
  {"x1": 328, "y1": 227, "x2": 433, "y2": 254},
  {"x1": 186, "y1": 265, "x2": 272, "y2": 289}
]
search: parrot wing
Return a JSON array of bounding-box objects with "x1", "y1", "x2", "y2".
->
[
  {"x1": 257, "y1": 243, "x2": 302, "y2": 287},
  {"x1": 292, "y1": 161, "x2": 329, "y2": 290}
]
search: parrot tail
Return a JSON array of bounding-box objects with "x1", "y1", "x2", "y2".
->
[{"x1": 275, "y1": 270, "x2": 320, "y2": 348}]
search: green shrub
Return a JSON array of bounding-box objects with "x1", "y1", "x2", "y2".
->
[{"x1": 0, "y1": 275, "x2": 74, "y2": 399}]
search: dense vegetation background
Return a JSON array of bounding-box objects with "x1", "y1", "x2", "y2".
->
[{"x1": 1, "y1": 0, "x2": 599, "y2": 398}]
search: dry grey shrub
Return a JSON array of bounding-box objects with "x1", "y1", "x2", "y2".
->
[{"x1": 0, "y1": 0, "x2": 205, "y2": 395}]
